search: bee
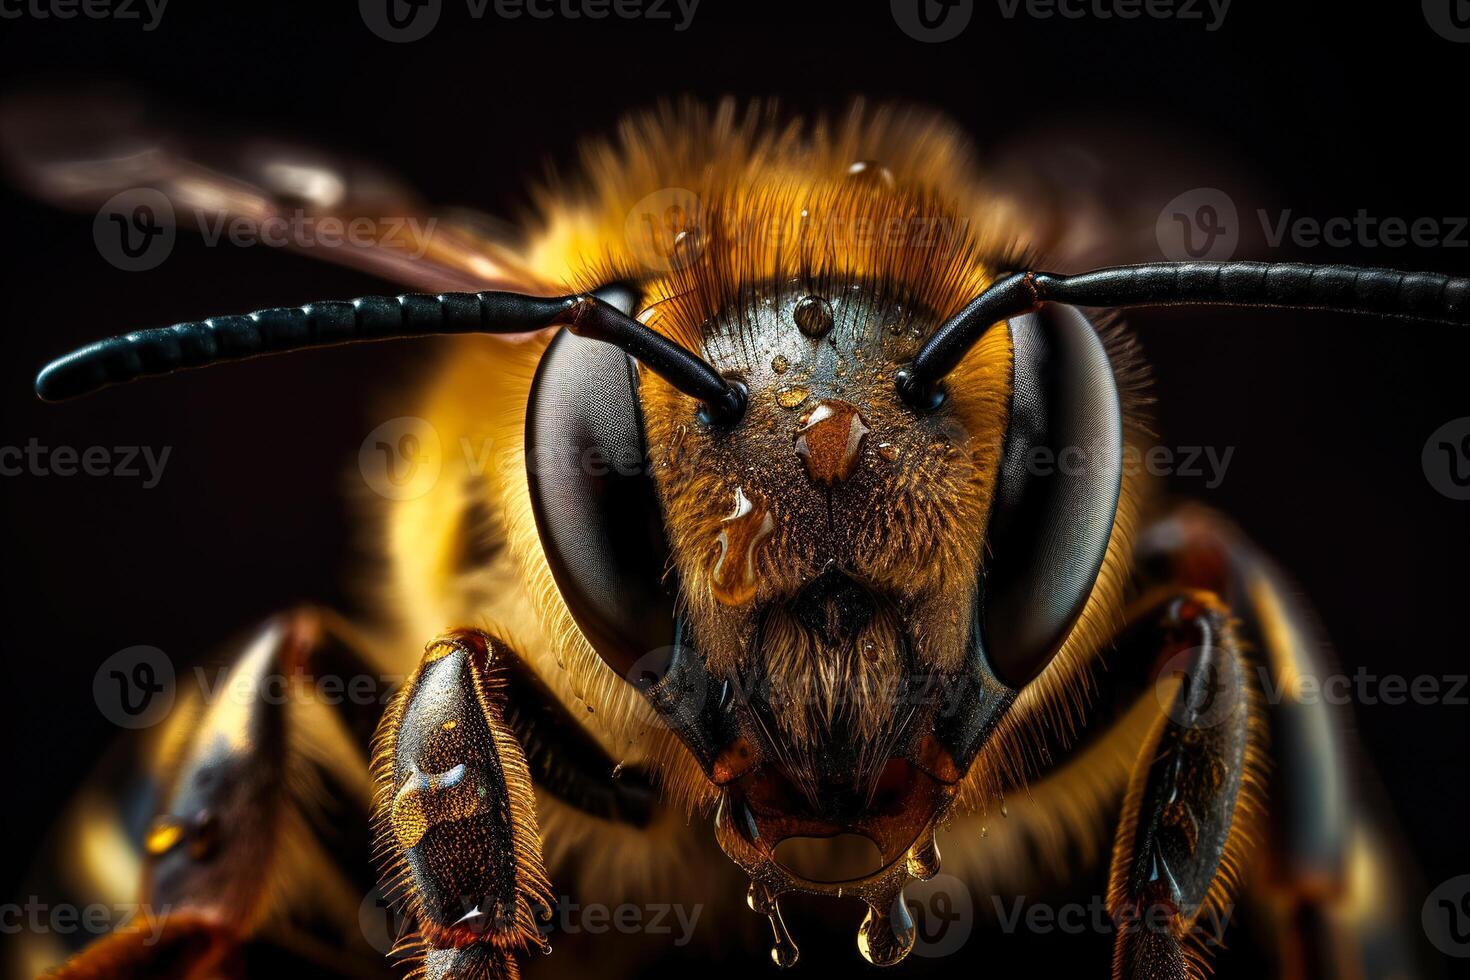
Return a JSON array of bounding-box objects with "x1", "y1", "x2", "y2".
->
[{"x1": 4, "y1": 94, "x2": 1463, "y2": 980}]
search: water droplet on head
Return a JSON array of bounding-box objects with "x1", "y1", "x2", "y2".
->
[
  {"x1": 775, "y1": 385, "x2": 810, "y2": 410},
  {"x1": 793, "y1": 295, "x2": 834, "y2": 338},
  {"x1": 711, "y1": 487, "x2": 775, "y2": 606},
  {"x1": 771, "y1": 354, "x2": 790, "y2": 374},
  {"x1": 794, "y1": 400, "x2": 871, "y2": 486}
]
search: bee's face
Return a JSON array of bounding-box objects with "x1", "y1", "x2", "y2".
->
[{"x1": 638, "y1": 281, "x2": 1014, "y2": 854}]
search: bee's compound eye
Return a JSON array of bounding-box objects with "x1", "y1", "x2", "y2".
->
[
  {"x1": 979, "y1": 304, "x2": 1122, "y2": 689},
  {"x1": 526, "y1": 328, "x2": 677, "y2": 677}
]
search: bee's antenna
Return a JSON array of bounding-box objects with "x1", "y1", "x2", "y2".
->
[
  {"x1": 897, "y1": 261, "x2": 1469, "y2": 408},
  {"x1": 35, "y1": 289, "x2": 747, "y2": 422}
]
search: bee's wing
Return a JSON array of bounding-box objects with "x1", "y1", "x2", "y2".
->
[
  {"x1": 0, "y1": 89, "x2": 554, "y2": 294},
  {"x1": 983, "y1": 121, "x2": 1266, "y2": 273}
]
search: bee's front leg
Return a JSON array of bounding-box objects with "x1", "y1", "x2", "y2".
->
[
  {"x1": 41, "y1": 608, "x2": 387, "y2": 979},
  {"x1": 1106, "y1": 591, "x2": 1265, "y2": 980},
  {"x1": 374, "y1": 628, "x2": 554, "y2": 980}
]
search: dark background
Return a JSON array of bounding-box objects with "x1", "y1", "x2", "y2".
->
[{"x1": 1, "y1": 1, "x2": 1467, "y2": 976}]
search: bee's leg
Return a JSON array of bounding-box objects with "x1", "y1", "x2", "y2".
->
[
  {"x1": 40, "y1": 608, "x2": 389, "y2": 980},
  {"x1": 373, "y1": 628, "x2": 554, "y2": 980},
  {"x1": 1105, "y1": 589, "x2": 1265, "y2": 980},
  {"x1": 1136, "y1": 507, "x2": 1424, "y2": 979}
]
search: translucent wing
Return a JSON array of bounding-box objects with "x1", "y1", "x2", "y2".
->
[{"x1": 0, "y1": 89, "x2": 554, "y2": 295}]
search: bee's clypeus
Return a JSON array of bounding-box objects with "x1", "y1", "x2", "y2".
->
[{"x1": 9, "y1": 97, "x2": 1465, "y2": 979}]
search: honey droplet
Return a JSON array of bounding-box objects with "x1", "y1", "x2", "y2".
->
[
  {"x1": 857, "y1": 891, "x2": 916, "y2": 967},
  {"x1": 877, "y1": 443, "x2": 899, "y2": 463},
  {"x1": 771, "y1": 354, "x2": 790, "y2": 374},
  {"x1": 792, "y1": 295, "x2": 834, "y2": 338},
  {"x1": 711, "y1": 488, "x2": 774, "y2": 606},
  {"x1": 794, "y1": 400, "x2": 870, "y2": 486},
  {"x1": 906, "y1": 831, "x2": 941, "y2": 880},
  {"x1": 145, "y1": 817, "x2": 185, "y2": 856},
  {"x1": 775, "y1": 385, "x2": 810, "y2": 410}
]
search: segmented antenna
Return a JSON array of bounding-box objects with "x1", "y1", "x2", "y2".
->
[
  {"x1": 898, "y1": 261, "x2": 1470, "y2": 407},
  {"x1": 35, "y1": 289, "x2": 747, "y2": 421}
]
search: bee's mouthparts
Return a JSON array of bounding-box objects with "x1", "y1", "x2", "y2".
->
[{"x1": 711, "y1": 765, "x2": 951, "y2": 969}]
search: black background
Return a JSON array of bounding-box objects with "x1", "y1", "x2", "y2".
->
[{"x1": 0, "y1": 1, "x2": 1467, "y2": 976}]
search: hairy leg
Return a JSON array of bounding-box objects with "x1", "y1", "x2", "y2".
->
[
  {"x1": 1106, "y1": 588, "x2": 1266, "y2": 980},
  {"x1": 1138, "y1": 506, "x2": 1425, "y2": 979},
  {"x1": 372, "y1": 628, "x2": 554, "y2": 980},
  {"x1": 39, "y1": 609, "x2": 389, "y2": 979}
]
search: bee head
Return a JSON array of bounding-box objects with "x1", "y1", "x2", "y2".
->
[
  {"x1": 641, "y1": 283, "x2": 1010, "y2": 803},
  {"x1": 526, "y1": 268, "x2": 1125, "y2": 899}
]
